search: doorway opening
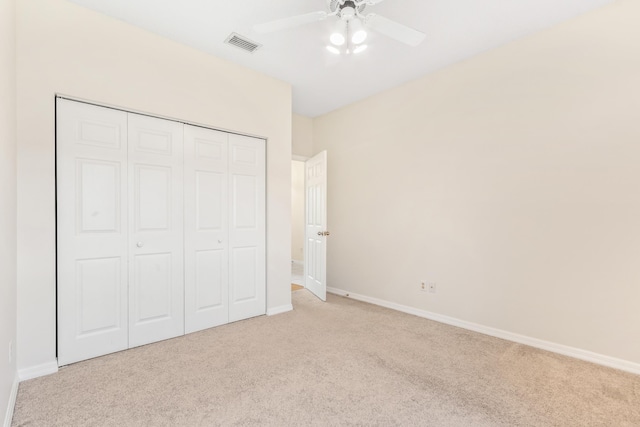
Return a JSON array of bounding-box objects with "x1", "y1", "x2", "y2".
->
[
  {"x1": 291, "y1": 151, "x2": 327, "y2": 301},
  {"x1": 291, "y1": 159, "x2": 305, "y2": 292}
]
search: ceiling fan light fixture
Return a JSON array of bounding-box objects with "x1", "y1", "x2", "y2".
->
[
  {"x1": 253, "y1": 0, "x2": 427, "y2": 56},
  {"x1": 326, "y1": 45, "x2": 341, "y2": 55},
  {"x1": 330, "y1": 19, "x2": 347, "y2": 46},
  {"x1": 354, "y1": 44, "x2": 368, "y2": 54},
  {"x1": 350, "y1": 18, "x2": 367, "y2": 44}
]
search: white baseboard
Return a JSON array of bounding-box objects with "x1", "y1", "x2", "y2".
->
[
  {"x1": 327, "y1": 287, "x2": 640, "y2": 375},
  {"x1": 3, "y1": 373, "x2": 19, "y2": 427},
  {"x1": 18, "y1": 360, "x2": 58, "y2": 382},
  {"x1": 267, "y1": 304, "x2": 294, "y2": 316}
]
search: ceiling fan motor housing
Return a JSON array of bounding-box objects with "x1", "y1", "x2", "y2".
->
[{"x1": 330, "y1": 0, "x2": 366, "y2": 21}]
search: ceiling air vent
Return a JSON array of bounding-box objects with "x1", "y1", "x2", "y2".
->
[{"x1": 224, "y1": 33, "x2": 261, "y2": 53}]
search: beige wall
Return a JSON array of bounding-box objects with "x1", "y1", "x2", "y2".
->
[
  {"x1": 0, "y1": 0, "x2": 17, "y2": 419},
  {"x1": 16, "y1": 0, "x2": 292, "y2": 373},
  {"x1": 291, "y1": 161, "x2": 305, "y2": 262},
  {"x1": 292, "y1": 114, "x2": 313, "y2": 158},
  {"x1": 314, "y1": 0, "x2": 640, "y2": 365}
]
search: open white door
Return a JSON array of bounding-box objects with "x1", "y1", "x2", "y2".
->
[{"x1": 304, "y1": 151, "x2": 328, "y2": 301}]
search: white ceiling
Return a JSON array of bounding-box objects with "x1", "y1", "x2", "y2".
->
[{"x1": 67, "y1": 0, "x2": 613, "y2": 117}]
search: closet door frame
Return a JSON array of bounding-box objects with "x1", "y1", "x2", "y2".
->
[{"x1": 56, "y1": 96, "x2": 268, "y2": 365}]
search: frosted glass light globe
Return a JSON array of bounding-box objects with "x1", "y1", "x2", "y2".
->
[{"x1": 330, "y1": 32, "x2": 346, "y2": 46}]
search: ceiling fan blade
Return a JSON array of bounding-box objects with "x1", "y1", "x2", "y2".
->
[
  {"x1": 253, "y1": 11, "x2": 328, "y2": 34},
  {"x1": 365, "y1": 13, "x2": 426, "y2": 47}
]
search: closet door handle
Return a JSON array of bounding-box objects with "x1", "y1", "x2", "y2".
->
[{"x1": 136, "y1": 241, "x2": 144, "y2": 248}]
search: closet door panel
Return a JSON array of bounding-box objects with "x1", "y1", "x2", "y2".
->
[
  {"x1": 128, "y1": 113, "x2": 185, "y2": 347},
  {"x1": 228, "y1": 134, "x2": 266, "y2": 322},
  {"x1": 57, "y1": 99, "x2": 129, "y2": 366},
  {"x1": 196, "y1": 171, "x2": 224, "y2": 230},
  {"x1": 231, "y1": 247, "x2": 257, "y2": 301},
  {"x1": 195, "y1": 249, "x2": 224, "y2": 307},
  {"x1": 184, "y1": 125, "x2": 229, "y2": 333}
]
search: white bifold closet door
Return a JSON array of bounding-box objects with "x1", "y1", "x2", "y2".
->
[
  {"x1": 184, "y1": 125, "x2": 266, "y2": 332},
  {"x1": 58, "y1": 99, "x2": 266, "y2": 366},
  {"x1": 57, "y1": 102, "x2": 185, "y2": 364},
  {"x1": 227, "y1": 132, "x2": 266, "y2": 322},
  {"x1": 57, "y1": 99, "x2": 129, "y2": 365},
  {"x1": 127, "y1": 113, "x2": 184, "y2": 348},
  {"x1": 184, "y1": 126, "x2": 229, "y2": 333}
]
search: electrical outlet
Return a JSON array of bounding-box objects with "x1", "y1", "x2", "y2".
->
[
  {"x1": 9, "y1": 340, "x2": 13, "y2": 364},
  {"x1": 428, "y1": 282, "x2": 437, "y2": 294}
]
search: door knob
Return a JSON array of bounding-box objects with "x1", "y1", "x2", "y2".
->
[
  {"x1": 317, "y1": 231, "x2": 331, "y2": 236},
  {"x1": 136, "y1": 241, "x2": 144, "y2": 248},
  {"x1": 317, "y1": 232, "x2": 323, "y2": 236},
  {"x1": 218, "y1": 239, "x2": 223, "y2": 243}
]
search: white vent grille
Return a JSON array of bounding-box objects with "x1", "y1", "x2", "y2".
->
[{"x1": 224, "y1": 33, "x2": 261, "y2": 53}]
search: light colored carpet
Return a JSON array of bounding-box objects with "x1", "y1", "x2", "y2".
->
[{"x1": 12, "y1": 291, "x2": 640, "y2": 426}]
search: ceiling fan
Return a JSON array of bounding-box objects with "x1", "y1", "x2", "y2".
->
[{"x1": 253, "y1": 0, "x2": 426, "y2": 51}]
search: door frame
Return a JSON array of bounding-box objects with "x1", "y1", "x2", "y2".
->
[
  {"x1": 55, "y1": 95, "x2": 269, "y2": 365},
  {"x1": 292, "y1": 155, "x2": 308, "y2": 292},
  {"x1": 292, "y1": 155, "x2": 308, "y2": 291}
]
